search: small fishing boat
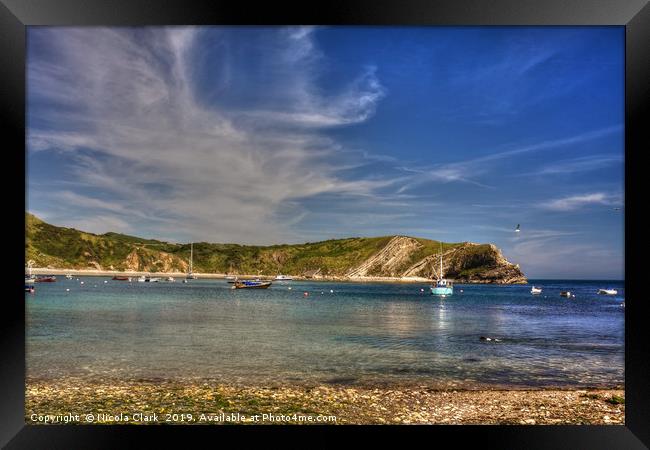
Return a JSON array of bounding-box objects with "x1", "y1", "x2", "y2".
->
[
  {"x1": 166, "y1": 276, "x2": 175, "y2": 282},
  {"x1": 35, "y1": 276, "x2": 56, "y2": 282},
  {"x1": 137, "y1": 276, "x2": 147, "y2": 282},
  {"x1": 274, "y1": 274, "x2": 293, "y2": 281},
  {"x1": 112, "y1": 276, "x2": 130, "y2": 281},
  {"x1": 65, "y1": 274, "x2": 73, "y2": 279},
  {"x1": 531, "y1": 286, "x2": 542, "y2": 295},
  {"x1": 225, "y1": 275, "x2": 237, "y2": 280},
  {"x1": 560, "y1": 291, "x2": 571, "y2": 298},
  {"x1": 147, "y1": 277, "x2": 161, "y2": 283},
  {"x1": 597, "y1": 288, "x2": 618, "y2": 295},
  {"x1": 232, "y1": 280, "x2": 272, "y2": 289},
  {"x1": 25, "y1": 285, "x2": 35, "y2": 293},
  {"x1": 430, "y1": 243, "x2": 453, "y2": 297}
]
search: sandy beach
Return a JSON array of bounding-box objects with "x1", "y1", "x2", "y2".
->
[{"x1": 25, "y1": 378, "x2": 624, "y2": 425}]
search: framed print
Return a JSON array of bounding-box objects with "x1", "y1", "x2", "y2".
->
[{"x1": 1, "y1": 0, "x2": 648, "y2": 448}]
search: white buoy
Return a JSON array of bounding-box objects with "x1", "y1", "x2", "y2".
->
[
  {"x1": 104, "y1": 280, "x2": 108, "y2": 283},
  {"x1": 288, "y1": 287, "x2": 292, "y2": 290},
  {"x1": 330, "y1": 289, "x2": 334, "y2": 293},
  {"x1": 66, "y1": 288, "x2": 70, "y2": 292},
  {"x1": 80, "y1": 281, "x2": 84, "y2": 285}
]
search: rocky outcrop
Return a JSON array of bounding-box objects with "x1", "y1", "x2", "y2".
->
[
  {"x1": 349, "y1": 241, "x2": 526, "y2": 284},
  {"x1": 346, "y1": 236, "x2": 422, "y2": 277}
]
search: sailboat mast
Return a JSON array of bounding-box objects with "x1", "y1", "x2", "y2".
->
[
  {"x1": 190, "y1": 242, "x2": 193, "y2": 273},
  {"x1": 439, "y1": 243, "x2": 443, "y2": 280}
]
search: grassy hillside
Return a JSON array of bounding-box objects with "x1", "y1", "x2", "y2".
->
[{"x1": 25, "y1": 213, "x2": 526, "y2": 283}]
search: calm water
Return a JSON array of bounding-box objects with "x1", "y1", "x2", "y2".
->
[{"x1": 26, "y1": 278, "x2": 625, "y2": 389}]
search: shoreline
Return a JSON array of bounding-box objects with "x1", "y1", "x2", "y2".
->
[
  {"x1": 26, "y1": 378, "x2": 625, "y2": 425},
  {"x1": 28, "y1": 268, "x2": 524, "y2": 284},
  {"x1": 29, "y1": 268, "x2": 434, "y2": 283}
]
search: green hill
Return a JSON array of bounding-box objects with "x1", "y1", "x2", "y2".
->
[{"x1": 25, "y1": 213, "x2": 527, "y2": 283}]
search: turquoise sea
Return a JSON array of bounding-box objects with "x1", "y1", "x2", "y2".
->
[{"x1": 26, "y1": 278, "x2": 624, "y2": 389}]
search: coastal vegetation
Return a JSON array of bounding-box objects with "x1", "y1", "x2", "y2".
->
[{"x1": 26, "y1": 213, "x2": 526, "y2": 283}]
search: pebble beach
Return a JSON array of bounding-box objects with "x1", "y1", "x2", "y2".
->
[{"x1": 26, "y1": 378, "x2": 624, "y2": 425}]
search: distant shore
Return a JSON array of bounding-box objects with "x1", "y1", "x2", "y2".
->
[
  {"x1": 29, "y1": 267, "x2": 436, "y2": 283},
  {"x1": 26, "y1": 377, "x2": 624, "y2": 425}
]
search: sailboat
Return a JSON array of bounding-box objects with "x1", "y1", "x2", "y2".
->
[
  {"x1": 25, "y1": 260, "x2": 36, "y2": 284},
  {"x1": 25, "y1": 260, "x2": 36, "y2": 291},
  {"x1": 430, "y1": 243, "x2": 453, "y2": 297},
  {"x1": 186, "y1": 242, "x2": 197, "y2": 280}
]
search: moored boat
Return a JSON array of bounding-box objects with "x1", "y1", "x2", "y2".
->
[
  {"x1": 35, "y1": 276, "x2": 56, "y2": 282},
  {"x1": 597, "y1": 288, "x2": 618, "y2": 295},
  {"x1": 274, "y1": 274, "x2": 293, "y2": 281},
  {"x1": 25, "y1": 285, "x2": 35, "y2": 293},
  {"x1": 25, "y1": 260, "x2": 36, "y2": 284},
  {"x1": 186, "y1": 243, "x2": 197, "y2": 280},
  {"x1": 232, "y1": 280, "x2": 272, "y2": 289},
  {"x1": 65, "y1": 274, "x2": 73, "y2": 279},
  {"x1": 560, "y1": 291, "x2": 571, "y2": 298},
  {"x1": 166, "y1": 276, "x2": 175, "y2": 282},
  {"x1": 112, "y1": 276, "x2": 130, "y2": 281},
  {"x1": 531, "y1": 286, "x2": 542, "y2": 295},
  {"x1": 430, "y1": 243, "x2": 453, "y2": 297}
]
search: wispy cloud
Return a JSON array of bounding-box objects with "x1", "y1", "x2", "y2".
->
[
  {"x1": 519, "y1": 154, "x2": 623, "y2": 176},
  {"x1": 27, "y1": 27, "x2": 395, "y2": 243},
  {"x1": 541, "y1": 192, "x2": 622, "y2": 211},
  {"x1": 396, "y1": 126, "x2": 621, "y2": 192}
]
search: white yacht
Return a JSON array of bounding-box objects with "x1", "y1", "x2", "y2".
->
[
  {"x1": 597, "y1": 288, "x2": 618, "y2": 295},
  {"x1": 531, "y1": 286, "x2": 542, "y2": 295},
  {"x1": 274, "y1": 274, "x2": 293, "y2": 281}
]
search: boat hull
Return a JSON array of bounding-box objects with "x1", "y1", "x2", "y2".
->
[
  {"x1": 35, "y1": 277, "x2": 56, "y2": 282},
  {"x1": 233, "y1": 281, "x2": 272, "y2": 289},
  {"x1": 430, "y1": 286, "x2": 453, "y2": 296},
  {"x1": 597, "y1": 289, "x2": 617, "y2": 295}
]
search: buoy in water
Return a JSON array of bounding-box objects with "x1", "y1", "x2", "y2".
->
[
  {"x1": 66, "y1": 288, "x2": 70, "y2": 292},
  {"x1": 420, "y1": 288, "x2": 424, "y2": 292},
  {"x1": 330, "y1": 289, "x2": 334, "y2": 293},
  {"x1": 303, "y1": 292, "x2": 309, "y2": 297},
  {"x1": 288, "y1": 287, "x2": 292, "y2": 290},
  {"x1": 80, "y1": 281, "x2": 84, "y2": 285},
  {"x1": 104, "y1": 280, "x2": 108, "y2": 283}
]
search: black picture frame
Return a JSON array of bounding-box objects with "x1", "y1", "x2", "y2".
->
[{"x1": 2, "y1": 0, "x2": 648, "y2": 447}]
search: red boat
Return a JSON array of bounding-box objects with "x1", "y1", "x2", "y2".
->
[
  {"x1": 35, "y1": 276, "x2": 56, "y2": 282},
  {"x1": 112, "y1": 276, "x2": 130, "y2": 281}
]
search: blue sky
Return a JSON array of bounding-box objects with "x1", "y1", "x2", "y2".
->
[{"x1": 26, "y1": 26, "x2": 624, "y2": 279}]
